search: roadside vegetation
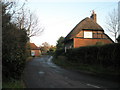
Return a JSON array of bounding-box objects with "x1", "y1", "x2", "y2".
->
[
  {"x1": 53, "y1": 36, "x2": 120, "y2": 81},
  {"x1": 2, "y1": 79, "x2": 25, "y2": 88},
  {"x1": 2, "y1": 0, "x2": 42, "y2": 88},
  {"x1": 2, "y1": 1, "x2": 28, "y2": 88}
]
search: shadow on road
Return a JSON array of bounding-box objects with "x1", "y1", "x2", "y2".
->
[{"x1": 23, "y1": 55, "x2": 120, "y2": 89}]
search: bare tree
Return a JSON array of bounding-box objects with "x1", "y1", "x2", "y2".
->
[
  {"x1": 106, "y1": 9, "x2": 119, "y2": 43},
  {"x1": 39, "y1": 42, "x2": 51, "y2": 54},
  {"x1": 15, "y1": 8, "x2": 44, "y2": 37},
  {"x1": 8, "y1": 0, "x2": 44, "y2": 38},
  {"x1": 42, "y1": 42, "x2": 51, "y2": 50}
]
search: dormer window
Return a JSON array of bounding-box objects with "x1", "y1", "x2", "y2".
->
[{"x1": 84, "y1": 31, "x2": 92, "y2": 38}]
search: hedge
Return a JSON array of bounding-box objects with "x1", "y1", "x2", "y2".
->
[
  {"x1": 55, "y1": 43, "x2": 120, "y2": 72},
  {"x1": 2, "y1": 25, "x2": 28, "y2": 80}
]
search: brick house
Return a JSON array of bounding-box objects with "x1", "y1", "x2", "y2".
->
[
  {"x1": 64, "y1": 11, "x2": 114, "y2": 49},
  {"x1": 30, "y1": 43, "x2": 41, "y2": 57}
]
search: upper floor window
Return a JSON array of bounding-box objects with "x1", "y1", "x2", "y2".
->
[{"x1": 84, "y1": 31, "x2": 92, "y2": 38}]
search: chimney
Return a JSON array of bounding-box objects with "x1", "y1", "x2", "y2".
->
[{"x1": 90, "y1": 10, "x2": 97, "y2": 22}]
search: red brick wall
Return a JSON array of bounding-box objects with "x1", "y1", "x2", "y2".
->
[{"x1": 74, "y1": 38, "x2": 113, "y2": 48}]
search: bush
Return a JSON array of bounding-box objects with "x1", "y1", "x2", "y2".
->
[
  {"x1": 2, "y1": 1, "x2": 29, "y2": 80},
  {"x1": 97, "y1": 43, "x2": 120, "y2": 69},
  {"x1": 63, "y1": 43, "x2": 120, "y2": 73},
  {"x1": 2, "y1": 25, "x2": 28, "y2": 80},
  {"x1": 66, "y1": 46, "x2": 99, "y2": 64},
  {"x1": 54, "y1": 49, "x2": 65, "y2": 58}
]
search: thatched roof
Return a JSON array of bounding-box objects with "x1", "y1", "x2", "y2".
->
[{"x1": 65, "y1": 17, "x2": 104, "y2": 41}]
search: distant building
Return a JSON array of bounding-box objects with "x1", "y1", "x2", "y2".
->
[
  {"x1": 29, "y1": 43, "x2": 41, "y2": 57},
  {"x1": 64, "y1": 11, "x2": 114, "y2": 49}
]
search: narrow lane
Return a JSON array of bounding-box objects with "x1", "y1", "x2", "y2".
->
[{"x1": 23, "y1": 55, "x2": 119, "y2": 89}]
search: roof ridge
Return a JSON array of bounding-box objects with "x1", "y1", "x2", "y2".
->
[{"x1": 65, "y1": 17, "x2": 104, "y2": 41}]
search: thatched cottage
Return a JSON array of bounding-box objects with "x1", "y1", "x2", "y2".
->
[{"x1": 64, "y1": 11, "x2": 114, "y2": 49}]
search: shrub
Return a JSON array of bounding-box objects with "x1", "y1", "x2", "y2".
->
[
  {"x1": 54, "y1": 49, "x2": 65, "y2": 58},
  {"x1": 2, "y1": 1, "x2": 29, "y2": 80},
  {"x1": 66, "y1": 46, "x2": 99, "y2": 64},
  {"x1": 63, "y1": 43, "x2": 120, "y2": 73},
  {"x1": 2, "y1": 25, "x2": 28, "y2": 80}
]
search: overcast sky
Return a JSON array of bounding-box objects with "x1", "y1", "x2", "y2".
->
[{"x1": 24, "y1": 0, "x2": 119, "y2": 46}]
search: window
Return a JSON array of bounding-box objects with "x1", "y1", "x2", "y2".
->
[{"x1": 84, "y1": 31, "x2": 92, "y2": 38}]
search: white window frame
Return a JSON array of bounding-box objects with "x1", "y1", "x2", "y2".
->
[{"x1": 84, "y1": 31, "x2": 93, "y2": 38}]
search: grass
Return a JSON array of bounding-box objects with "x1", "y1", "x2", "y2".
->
[
  {"x1": 52, "y1": 56, "x2": 120, "y2": 81},
  {"x1": 26, "y1": 56, "x2": 33, "y2": 62},
  {"x1": 2, "y1": 56, "x2": 35, "y2": 88},
  {"x1": 2, "y1": 79, "x2": 25, "y2": 88}
]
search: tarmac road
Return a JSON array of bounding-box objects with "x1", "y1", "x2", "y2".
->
[{"x1": 23, "y1": 55, "x2": 119, "y2": 89}]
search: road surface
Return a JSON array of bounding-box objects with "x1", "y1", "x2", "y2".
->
[{"x1": 23, "y1": 55, "x2": 119, "y2": 89}]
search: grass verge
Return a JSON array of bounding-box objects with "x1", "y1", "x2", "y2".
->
[
  {"x1": 26, "y1": 57, "x2": 33, "y2": 62},
  {"x1": 2, "y1": 79, "x2": 25, "y2": 88},
  {"x1": 52, "y1": 56, "x2": 120, "y2": 82}
]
